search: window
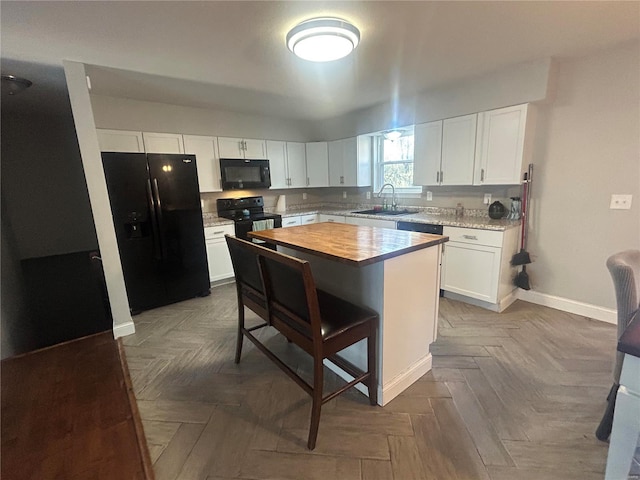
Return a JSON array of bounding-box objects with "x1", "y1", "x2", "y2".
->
[{"x1": 374, "y1": 129, "x2": 421, "y2": 195}]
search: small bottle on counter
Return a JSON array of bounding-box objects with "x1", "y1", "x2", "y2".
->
[{"x1": 455, "y1": 203, "x2": 464, "y2": 217}]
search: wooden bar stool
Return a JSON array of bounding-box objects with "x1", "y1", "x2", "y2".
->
[{"x1": 225, "y1": 236, "x2": 379, "y2": 449}]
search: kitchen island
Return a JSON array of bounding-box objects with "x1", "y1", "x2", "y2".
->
[{"x1": 249, "y1": 222, "x2": 448, "y2": 405}]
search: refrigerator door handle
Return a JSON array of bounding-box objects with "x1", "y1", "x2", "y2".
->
[
  {"x1": 147, "y1": 179, "x2": 163, "y2": 260},
  {"x1": 152, "y1": 178, "x2": 168, "y2": 260}
]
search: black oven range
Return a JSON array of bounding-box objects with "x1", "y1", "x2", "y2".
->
[{"x1": 216, "y1": 196, "x2": 282, "y2": 249}]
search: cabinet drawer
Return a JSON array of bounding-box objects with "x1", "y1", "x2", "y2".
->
[
  {"x1": 204, "y1": 225, "x2": 234, "y2": 240},
  {"x1": 300, "y1": 214, "x2": 318, "y2": 225},
  {"x1": 443, "y1": 226, "x2": 503, "y2": 247},
  {"x1": 282, "y1": 216, "x2": 302, "y2": 228}
]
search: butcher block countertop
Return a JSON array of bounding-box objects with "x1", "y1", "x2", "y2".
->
[{"x1": 248, "y1": 222, "x2": 448, "y2": 267}]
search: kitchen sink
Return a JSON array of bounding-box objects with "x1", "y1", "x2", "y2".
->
[{"x1": 352, "y1": 209, "x2": 417, "y2": 216}]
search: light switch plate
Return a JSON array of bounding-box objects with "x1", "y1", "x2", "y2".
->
[
  {"x1": 343, "y1": 191, "x2": 347, "y2": 199},
  {"x1": 484, "y1": 193, "x2": 492, "y2": 205},
  {"x1": 610, "y1": 194, "x2": 633, "y2": 209},
  {"x1": 366, "y1": 191, "x2": 371, "y2": 199},
  {"x1": 302, "y1": 192, "x2": 307, "y2": 200},
  {"x1": 426, "y1": 191, "x2": 433, "y2": 201}
]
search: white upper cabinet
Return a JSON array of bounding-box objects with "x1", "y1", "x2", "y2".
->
[
  {"x1": 142, "y1": 132, "x2": 185, "y2": 154},
  {"x1": 353, "y1": 136, "x2": 372, "y2": 187},
  {"x1": 266, "y1": 140, "x2": 288, "y2": 189},
  {"x1": 286, "y1": 142, "x2": 307, "y2": 188},
  {"x1": 305, "y1": 142, "x2": 329, "y2": 187},
  {"x1": 218, "y1": 137, "x2": 267, "y2": 159},
  {"x1": 328, "y1": 137, "x2": 370, "y2": 187},
  {"x1": 413, "y1": 121, "x2": 443, "y2": 186},
  {"x1": 440, "y1": 114, "x2": 477, "y2": 185},
  {"x1": 266, "y1": 140, "x2": 307, "y2": 189},
  {"x1": 474, "y1": 104, "x2": 535, "y2": 185},
  {"x1": 96, "y1": 129, "x2": 145, "y2": 153},
  {"x1": 183, "y1": 134, "x2": 222, "y2": 192},
  {"x1": 328, "y1": 139, "x2": 344, "y2": 186}
]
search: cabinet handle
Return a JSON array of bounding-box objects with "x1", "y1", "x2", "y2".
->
[
  {"x1": 481, "y1": 169, "x2": 485, "y2": 182},
  {"x1": 219, "y1": 178, "x2": 222, "y2": 189},
  {"x1": 213, "y1": 230, "x2": 224, "y2": 235},
  {"x1": 436, "y1": 171, "x2": 439, "y2": 183},
  {"x1": 307, "y1": 177, "x2": 310, "y2": 186},
  {"x1": 327, "y1": 219, "x2": 335, "y2": 222},
  {"x1": 340, "y1": 175, "x2": 344, "y2": 184},
  {"x1": 462, "y1": 234, "x2": 478, "y2": 240}
]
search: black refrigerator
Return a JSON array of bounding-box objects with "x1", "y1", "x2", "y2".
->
[{"x1": 102, "y1": 152, "x2": 210, "y2": 314}]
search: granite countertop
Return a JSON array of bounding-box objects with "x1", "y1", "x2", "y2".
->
[
  {"x1": 279, "y1": 208, "x2": 520, "y2": 231},
  {"x1": 248, "y1": 222, "x2": 448, "y2": 267},
  {"x1": 203, "y1": 206, "x2": 521, "y2": 231}
]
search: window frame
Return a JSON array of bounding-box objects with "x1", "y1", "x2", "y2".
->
[{"x1": 373, "y1": 131, "x2": 422, "y2": 197}]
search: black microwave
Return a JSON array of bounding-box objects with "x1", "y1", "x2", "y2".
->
[{"x1": 220, "y1": 158, "x2": 271, "y2": 190}]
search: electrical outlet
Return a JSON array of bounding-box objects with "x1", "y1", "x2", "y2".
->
[
  {"x1": 302, "y1": 192, "x2": 307, "y2": 200},
  {"x1": 426, "y1": 191, "x2": 433, "y2": 201},
  {"x1": 484, "y1": 193, "x2": 492, "y2": 205},
  {"x1": 366, "y1": 191, "x2": 371, "y2": 200},
  {"x1": 343, "y1": 191, "x2": 347, "y2": 199},
  {"x1": 610, "y1": 194, "x2": 633, "y2": 210}
]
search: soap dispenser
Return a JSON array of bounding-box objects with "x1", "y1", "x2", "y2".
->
[{"x1": 455, "y1": 203, "x2": 464, "y2": 217}]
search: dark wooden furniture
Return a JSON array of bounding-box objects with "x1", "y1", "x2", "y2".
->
[
  {"x1": 225, "y1": 236, "x2": 379, "y2": 450},
  {"x1": 225, "y1": 234, "x2": 270, "y2": 363},
  {"x1": 1, "y1": 332, "x2": 154, "y2": 479}
]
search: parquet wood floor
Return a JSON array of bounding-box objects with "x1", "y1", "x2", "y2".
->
[{"x1": 122, "y1": 283, "x2": 631, "y2": 480}]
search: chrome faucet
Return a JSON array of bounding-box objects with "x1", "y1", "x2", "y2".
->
[{"x1": 376, "y1": 183, "x2": 397, "y2": 210}]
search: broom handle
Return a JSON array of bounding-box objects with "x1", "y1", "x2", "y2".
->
[
  {"x1": 523, "y1": 164, "x2": 533, "y2": 250},
  {"x1": 520, "y1": 174, "x2": 528, "y2": 249}
]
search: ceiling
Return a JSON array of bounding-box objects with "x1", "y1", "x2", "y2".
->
[{"x1": 1, "y1": 1, "x2": 639, "y2": 119}]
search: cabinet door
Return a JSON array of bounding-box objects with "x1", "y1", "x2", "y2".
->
[
  {"x1": 355, "y1": 135, "x2": 372, "y2": 187},
  {"x1": 300, "y1": 214, "x2": 318, "y2": 225},
  {"x1": 243, "y1": 138, "x2": 267, "y2": 159},
  {"x1": 441, "y1": 114, "x2": 477, "y2": 185},
  {"x1": 217, "y1": 137, "x2": 244, "y2": 158},
  {"x1": 266, "y1": 140, "x2": 288, "y2": 189},
  {"x1": 305, "y1": 142, "x2": 329, "y2": 187},
  {"x1": 346, "y1": 217, "x2": 396, "y2": 229},
  {"x1": 342, "y1": 137, "x2": 359, "y2": 186},
  {"x1": 328, "y1": 139, "x2": 344, "y2": 186},
  {"x1": 474, "y1": 104, "x2": 528, "y2": 185},
  {"x1": 96, "y1": 129, "x2": 145, "y2": 152},
  {"x1": 183, "y1": 135, "x2": 221, "y2": 192},
  {"x1": 413, "y1": 121, "x2": 442, "y2": 186},
  {"x1": 281, "y1": 216, "x2": 302, "y2": 228},
  {"x1": 441, "y1": 241, "x2": 501, "y2": 303},
  {"x1": 318, "y1": 214, "x2": 345, "y2": 223},
  {"x1": 142, "y1": 132, "x2": 185, "y2": 154},
  {"x1": 204, "y1": 225, "x2": 235, "y2": 283},
  {"x1": 286, "y1": 142, "x2": 307, "y2": 188}
]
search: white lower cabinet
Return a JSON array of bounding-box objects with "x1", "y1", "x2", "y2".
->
[
  {"x1": 300, "y1": 214, "x2": 317, "y2": 225},
  {"x1": 318, "y1": 214, "x2": 346, "y2": 223},
  {"x1": 204, "y1": 225, "x2": 235, "y2": 283},
  {"x1": 281, "y1": 216, "x2": 302, "y2": 228},
  {"x1": 346, "y1": 216, "x2": 396, "y2": 229},
  {"x1": 282, "y1": 214, "x2": 318, "y2": 227},
  {"x1": 441, "y1": 226, "x2": 519, "y2": 310}
]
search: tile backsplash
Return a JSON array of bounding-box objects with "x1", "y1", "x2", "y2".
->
[{"x1": 201, "y1": 184, "x2": 522, "y2": 216}]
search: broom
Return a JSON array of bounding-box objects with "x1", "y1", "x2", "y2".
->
[
  {"x1": 511, "y1": 171, "x2": 531, "y2": 266},
  {"x1": 514, "y1": 164, "x2": 533, "y2": 290}
]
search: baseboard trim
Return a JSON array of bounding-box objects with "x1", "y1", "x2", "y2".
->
[
  {"x1": 324, "y1": 354, "x2": 433, "y2": 406},
  {"x1": 517, "y1": 289, "x2": 616, "y2": 324},
  {"x1": 113, "y1": 321, "x2": 136, "y2": 338},
  {"x1": 381, "y1": 354, "x2": 433, "y2": 406}
]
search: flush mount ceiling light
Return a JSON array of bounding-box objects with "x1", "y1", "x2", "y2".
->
[
  {"x1": 286, "y1": 17, "x2": 360, "y2": 62},
  {"x1": 1, "y1": 74, "x2": 33, "y2": 95}
]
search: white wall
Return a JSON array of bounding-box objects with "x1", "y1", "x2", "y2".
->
[
  {"x1": 527, "y1": 41, "x2": 640, "y2": 310},
  {"x1": 314, "y1": 58, "x2": 552, "y2": 140},
  {"x1": 91, "y1": 95, "x2": 317, "y2": 142}
]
